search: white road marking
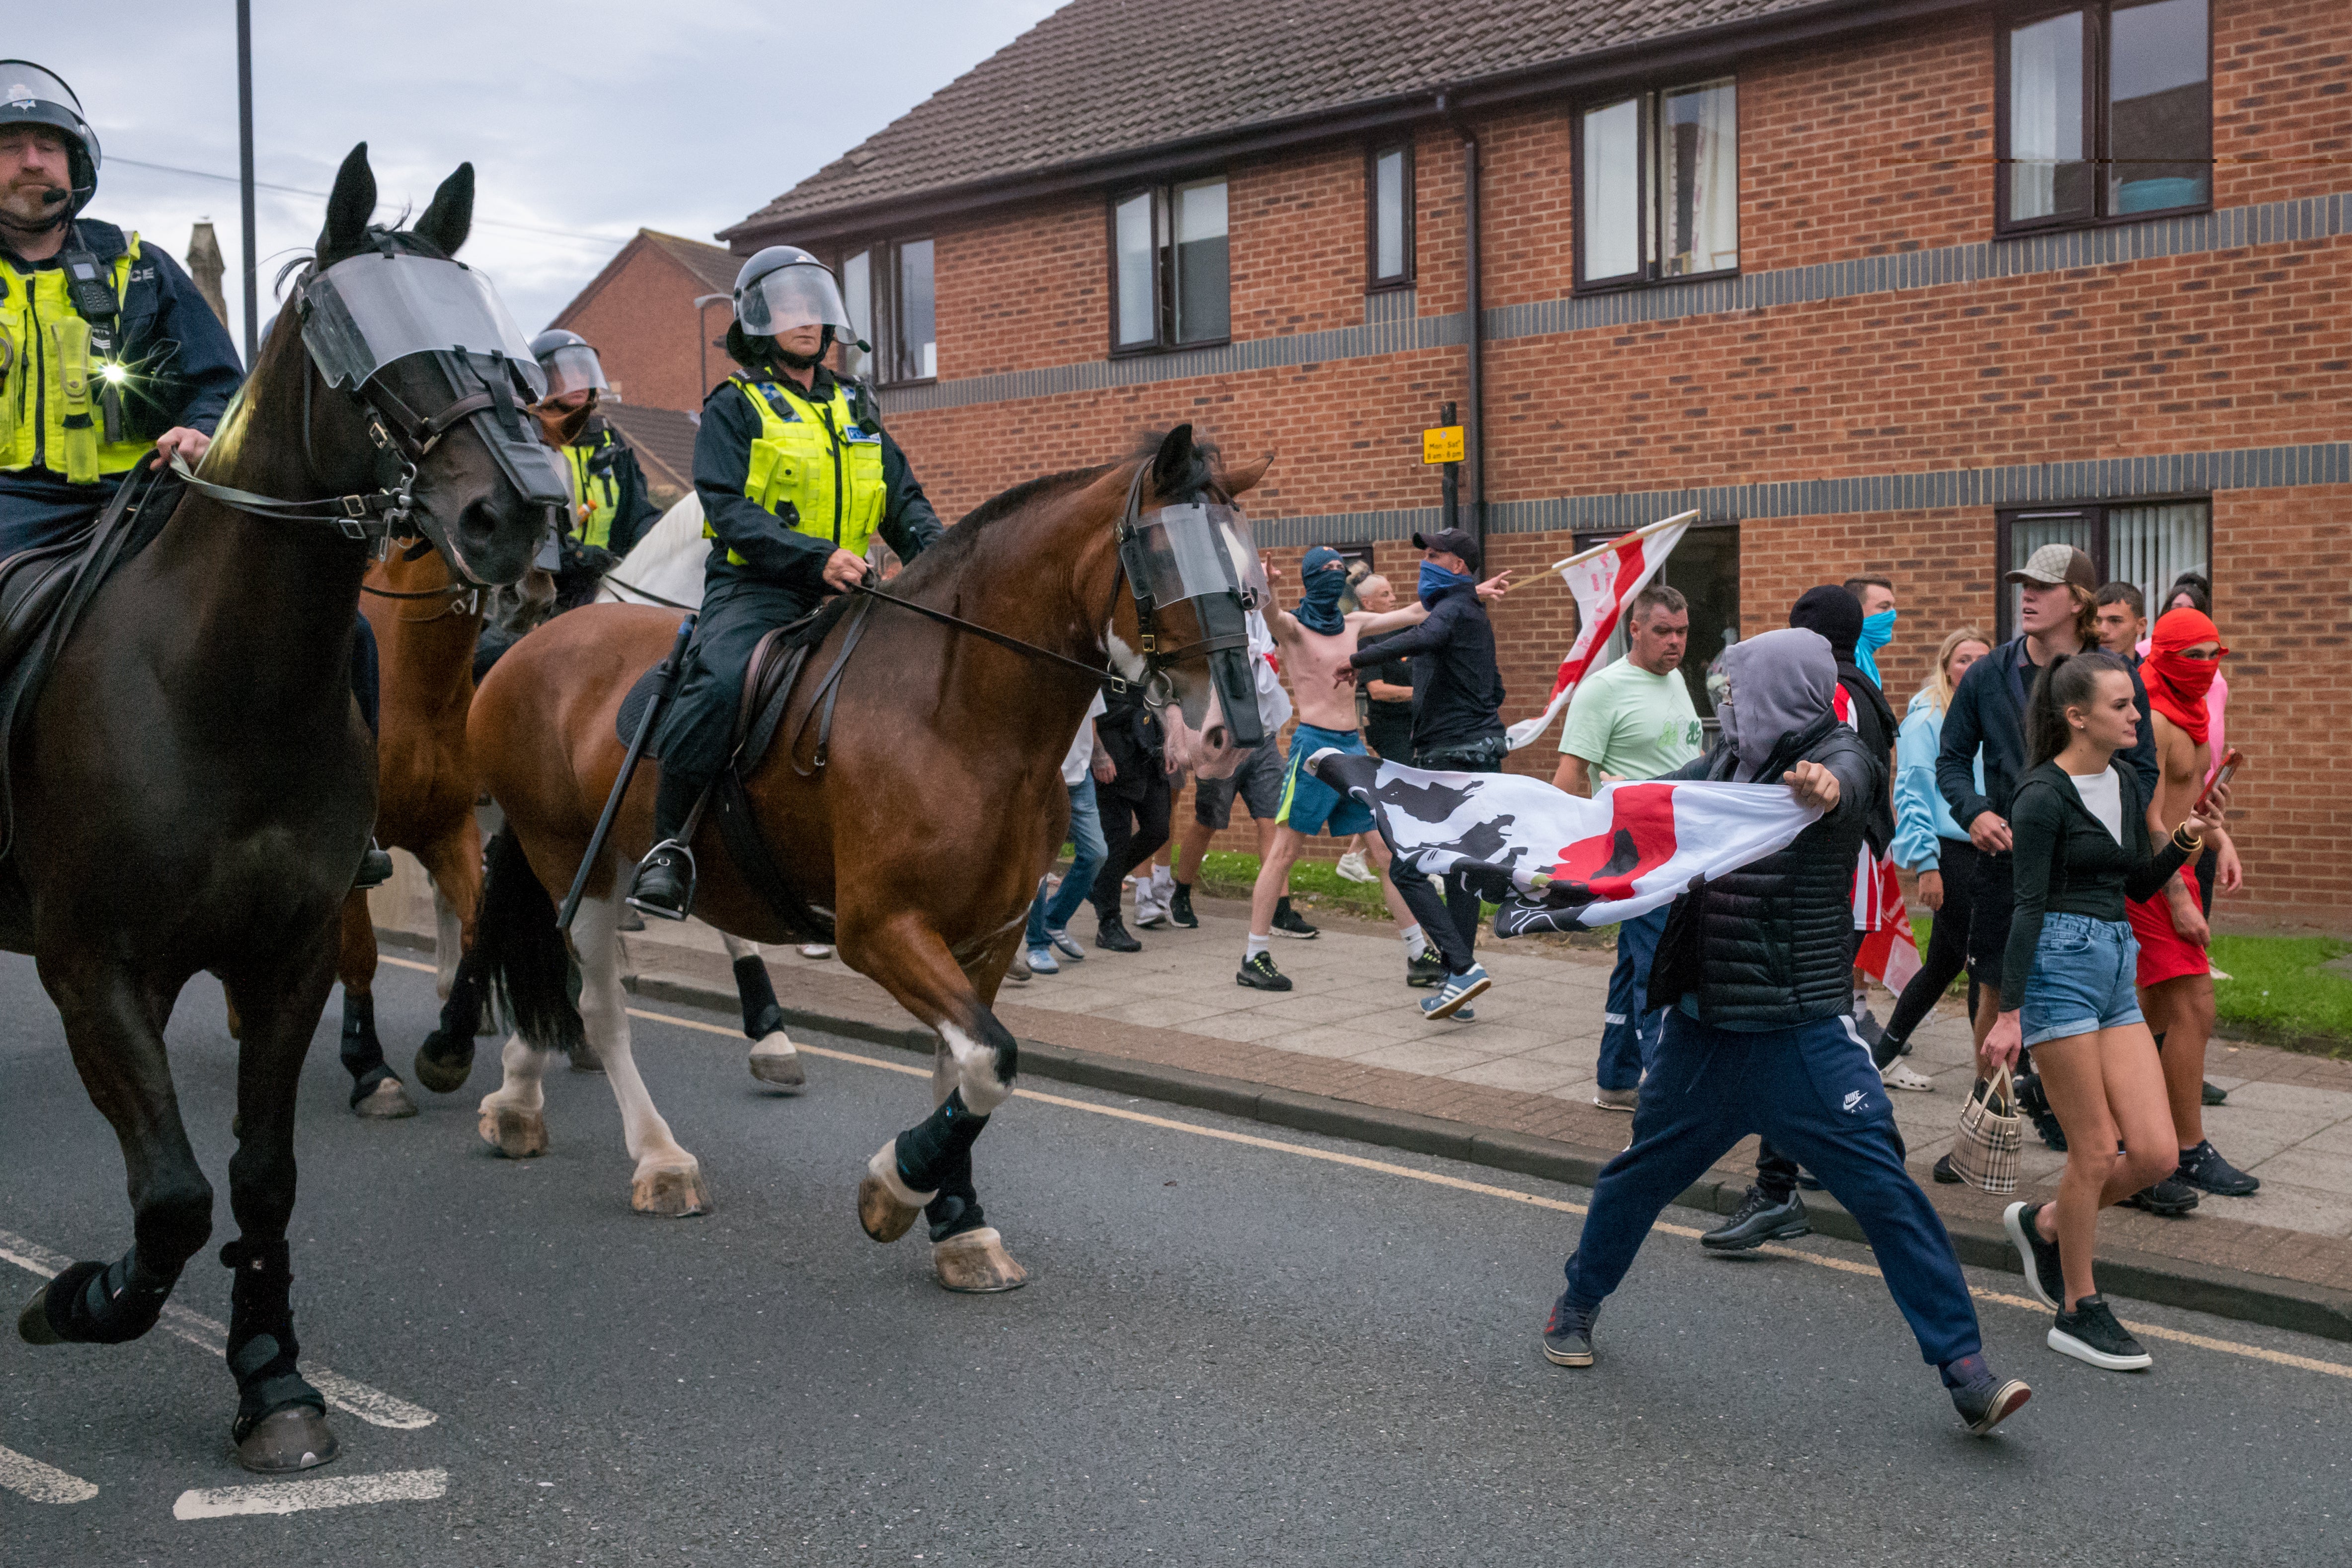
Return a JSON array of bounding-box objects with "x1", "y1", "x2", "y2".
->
[
  {"x1": 0, "y1": 1229, "x2": 437, "y2": 1429},
  {"x1": 613, "y1": 1000, "x2": 2352, "y2": 1384},
  {"x1": 171, "y1": 1467, "x2": 447, "y2": 1520},
  {"x1": 0, "y1": 1443, "x2": 96, "y2": 1504}
]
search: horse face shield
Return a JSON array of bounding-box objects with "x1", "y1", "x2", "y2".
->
[{"x1": 1120, "y1": 502, "x2": 1267, "y2": 750}]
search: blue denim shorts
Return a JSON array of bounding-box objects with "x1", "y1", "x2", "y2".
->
[{"x1": 2021, "y1": 912, "x2": 2144, "y2": 1049}]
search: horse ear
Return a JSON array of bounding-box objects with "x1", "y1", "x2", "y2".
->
[
  {"x1": 415, "y1": 163, "x2": 475, "y2": 257},
  {"x1": 316, "y1": 143, "x2": 376, "y2": 264},
  {"x1": 1151, "y1": 424, "x2": 1195, "y2": 493},
  {"x1": 1223, "y1": 453, "x2": 1273, "y2": 498}
]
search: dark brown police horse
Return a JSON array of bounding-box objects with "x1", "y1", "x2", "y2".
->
[
  {"x1": 454, "y1": 427, "x2": 1258, "y2": 1290},
  {"x1": 6, "y1": 146, "x2": 548, "y2": 1470}
]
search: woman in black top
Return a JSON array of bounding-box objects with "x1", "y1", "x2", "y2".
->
[{"x1": 1982, "y1": 652, "x2": 2230, "y2": 1372}]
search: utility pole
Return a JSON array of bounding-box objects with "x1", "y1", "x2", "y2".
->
[
  {"x1": 236, "y1": 0, "x2": 258, "y2": 365},
  {"x1": 695, "y1": 293, "x2": 731, "y2": 399}
]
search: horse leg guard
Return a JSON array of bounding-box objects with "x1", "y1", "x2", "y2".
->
[
  {"x1": 413, "y1": 949, "x2": 484, "y2": 1095},
  {"x1": 341, "y1": 994, "x2": 416, "y2": 1117},
  {"x1": 858, "y1": 1090, "x2": 985, "y2": 1244},
  {"x1": 17, "y1": 1246, "x2": 176, "y2": 1346},
  {"x1": 737, "y1": 953, "x2": 804, "y2": 1089},
  {"x1": 922, "y1": 1140, "x2": 1028, "y2": 1294},
  {"x1": 220, "y1": 1238, "x2": 338, "y2": 1474}
]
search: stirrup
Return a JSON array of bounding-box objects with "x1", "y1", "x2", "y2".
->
[{"x1": 627, "y1": 839, "x2": 697, "y2": 921}]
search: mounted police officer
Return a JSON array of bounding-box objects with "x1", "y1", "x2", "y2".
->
[
  {"x1": 627, "y1": 245, "x2": 942, "y2": 919},
  {"x1": 0, "y1": 62, "x2": 243, "y2": 555},
  {"x1": 528, "y1": 327, "x2": 659, "y2": 605}
]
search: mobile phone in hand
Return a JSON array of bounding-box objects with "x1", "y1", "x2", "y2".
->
[{"x1": 2195, "y1": 747, "x2": 2243, "y2": 814}]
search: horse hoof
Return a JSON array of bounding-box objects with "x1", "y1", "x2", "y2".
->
[
  {"x1": 857, "y1": 1141, "x2": 933, "y2": 1244},
  {"x1": 352, "y1": 1078, "x2": 418, "y2": 1119},
  {"x1": 631, "y1": 1164, "x2": 709, "y2": 1217},
  {"x1": 16, "y1": 1283, "x2": 59, "y2": 1345},
  {"x1": 567, "y1": 1042, "x2": 605, "y2": 1075},
  {"x1": 235, "y1": 1407, "x2": 341, "y2": 1474},
  {"x1": 412, "y1": 1032, "x2": 475, "y2": 1095},
  {"x1": 933, "y1": 1227, "x2": 1029, "y2": 1293},
  {"x1": 478, "y1": 1105, "x2": 548, "y2": 1159},
  {"x1": 748, "y1": 1036, "x2": 805, "y2": 1090}
]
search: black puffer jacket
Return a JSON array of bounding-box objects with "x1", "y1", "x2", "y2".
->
[{"x1": 1646, "y1": 711, "x2": 1880, "y2": 1029}]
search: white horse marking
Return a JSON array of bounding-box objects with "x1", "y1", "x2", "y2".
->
[
  {"x1": 429, "y1": 880, "x2": 463, "y2": 1002},
  {"x1": 567, "y1": 892, "x2": 708, "y2": 1213},
  {"x1": 937, "y1": 1020, "x2": 1011, "y2": 1115},
  {"x1": 1105, "y1": 628, "x2": 1147, "y2": 681}
]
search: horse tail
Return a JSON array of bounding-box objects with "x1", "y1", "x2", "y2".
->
[{"x1": 471, "y1": 824, "x2": 583, "y2": 1057}]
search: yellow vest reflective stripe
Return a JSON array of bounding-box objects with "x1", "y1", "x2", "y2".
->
[
  {"x1": 0, "y1": 235, "x2": 151, "y2": 483},
  {"x1": 708, "y1": 376, "x2": 886, "y2": 568},
  {"x1": 565, "y1": 434, "x2": 621, "y2": 549}
]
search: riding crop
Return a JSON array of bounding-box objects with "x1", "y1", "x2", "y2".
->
[{"x1": 557, "y1": 614, "x2": 695, "y2": 932}]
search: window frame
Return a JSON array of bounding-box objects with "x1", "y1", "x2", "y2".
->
[
  {"x1": 1105, "y1": 175, "x2": 1233, "y2": 357},
  {"x1": 833, "y1": 236, "x2": 937, "y2": 389},
  {"x1": 1571, "y1": 78, "x2": 1740, "y2": 296},
  {"x1": 1993, "y1": 494, "x2": 2211, "y2": 642},
  {"x1": 1364, "y1": 142, "x2": 1415, "y2": 292},
  {"x1": 1993, "y1": 0, "x2": 2214, "y2": 237}
]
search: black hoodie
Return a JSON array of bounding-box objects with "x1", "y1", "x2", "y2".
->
[{"x1": 1789, "y1": 585, "x2": 1897, "y2": 857}]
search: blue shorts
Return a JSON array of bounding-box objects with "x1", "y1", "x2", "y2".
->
[
  {"x1": 1277, "y1": 723, "x2": 1374, "y2": 837},
  {"x1": 2021, "y1": 912, "x2": 2144, "y2": 1049}
]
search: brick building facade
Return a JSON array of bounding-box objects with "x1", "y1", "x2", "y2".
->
[
  {"x1": 548, "y1": 229, "x2": 740, "y2": 415},
  {"x1": 722, "y1": 0, "x2": 2350, "y2": 927}
]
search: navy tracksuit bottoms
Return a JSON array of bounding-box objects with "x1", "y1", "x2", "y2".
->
[{"x1": 1563, "y1": 1008, "x2": 1982, "y2": 1370}]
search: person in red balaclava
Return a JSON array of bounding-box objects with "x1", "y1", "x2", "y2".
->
[{"x1": 2127, "y1": 606, "x2": 2256, "y2": 1199}]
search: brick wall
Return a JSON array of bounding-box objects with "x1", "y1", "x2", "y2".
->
[
  {"x1": 554, "y1": 241, "x2": 732, "y2": 415},
  {"x1": 790, "y1": 0, "x2": 2352, "y2": 924}
]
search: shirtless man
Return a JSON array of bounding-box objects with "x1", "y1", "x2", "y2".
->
[
  {"x1": 2127, "y1": 607, "x2": 2258, "y2": 1198},
  {"x1": 1236, "y1": 548, "x2": 1508, "y2": 994}
]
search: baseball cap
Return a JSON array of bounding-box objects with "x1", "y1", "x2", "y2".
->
[
  {"x1": 2004, "y1": 544, "x2": 2097, "y2": 593},
  {"x1": 1411, "y1": 527, "x2": 1482, "y2": 572}
]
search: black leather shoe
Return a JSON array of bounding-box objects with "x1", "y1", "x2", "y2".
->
[
  {"x1": 1701, "y1": 1187, "x2": 1810, "y2": 1252},
  {"x1": 354, "y1": 842, "x2": 395, "y2": 891},
  {"x1": 1169, "y1": 883, "x2": 1198, "y2": 929},
  {"x1": 627, "y1": 842, "x2": 696, "y2": 922},
  {"x1": 1095, "y1": 914, "x2": 1142, "y2": 953}
]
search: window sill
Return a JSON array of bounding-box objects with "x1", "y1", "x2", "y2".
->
[
  {"x1": 1365, "y1": 275, "x2": 1415, "y2": 294},
  {"x1": 1570, "y1": 265, "x2": 1739, "y2": 298},
  {"x1": 873, "y1": 375, "x2": 938, "y2": 391},
  {"x1": 1108, "y1": 337, "x2": 1232, "y2": 360},
  {"x1": 1993, "y1": 200, "x2": 2213, "y2": 241}
]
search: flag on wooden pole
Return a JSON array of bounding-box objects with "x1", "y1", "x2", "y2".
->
[{"x1": 1504, "y1": 510, "x2": 1697, "y2": 751}]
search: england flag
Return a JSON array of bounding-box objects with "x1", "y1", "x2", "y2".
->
[
  {"x1": 1307, "y1": 749, "x2": 1822, "y2": 934},
  {"x1": 1504, "y1": 510, "x2": 1695, "y2": 751}
]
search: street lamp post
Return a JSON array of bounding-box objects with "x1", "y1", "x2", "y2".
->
[
  {"x1": 236, "y1": 0, "x2": 258, "y2": 365},
  {"x1": 694, "y1": 293, "x2": 730, "y2": 399}
]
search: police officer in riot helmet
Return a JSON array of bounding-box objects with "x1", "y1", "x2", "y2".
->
[
  {"x1": 527, "y1": 328, "x2": 659, "y2": 605},
  {"x1": 0, "y1": 61, "x2": 244, "y2": 553},
  {"x1": 627, "y1": 245, "x2": 942, "y2": 919}
]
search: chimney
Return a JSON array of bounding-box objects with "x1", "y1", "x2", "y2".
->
[{"x1": 186, "y1": 221, "x2": 229, "y2": 327}]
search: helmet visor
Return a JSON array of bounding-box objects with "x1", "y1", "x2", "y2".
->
[
  {"x1": 301, "y1": 252, "x2": 544, "y2": 397},
  {"x1": 737, "y1": 261, "x2": 854, "y2": 338},
  {"x1": 535, "y1": 342, "x2": 607, "y2": 401},
  {"x1": 0, "y1": 62, "x2": 96, "y2": 163}
]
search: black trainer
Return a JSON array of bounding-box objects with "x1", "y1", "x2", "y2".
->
[
  {"x1": 1095, "y1": 914, "x2": 1142, "y2": 953},
  {"x1": 2048, "y1": 1293, "x2": 2151, "y2": 1371},
  {"x1": 626, "y1": 842, "x2": 695, "y2": 921},
  {"x1": 1540, "y1": 1291, "x2": 1596, "y2": 1367},
  {"x1": 2120, "y1": 1175, "x2": 2200, "y2": 1216},
  {"x1": 353, "y1": 840, "x2": 395, "y2": 891},
  {"x1": 1236, "y1": 952, "x2": 1292, "y2": 992},
  {"x1": 1169, "y1": 883, "x2": 1199, "y2": 929},
  {"x1": 1949, "y1": 1365, "x2": 2033, "y2": 1436},
  {"x1": 1931, "y1": 1153, "x2": 1961, "y2": 1184},
  {"x1": 2176, "y1": 1139, "x2": 2260, "y2": 1196},
  {"x1": 1406, "y1": 950, "x2": 1448, "y2": 988},
  {"x1": 2016, "y1": 1069, "x2": 2067, "y2": 1152},
  {"x1": 2002, "y1": 1200, "x2": 2066, "y2": 1311},
  {"x1": 2201, "y1": 1079, "x2": 2228, "y2": 1107},
  {"x1": 1270, "y1": 897, "x2": 1319, "y2": 939},
  {"x1": 1700, "y1": 1187, "x2": 1809, "y2": 1252}
]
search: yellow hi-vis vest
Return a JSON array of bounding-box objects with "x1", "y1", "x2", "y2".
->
[
  {"x1": 708, "y1": 374, "x2": 885, "y2": 568},
  {"x1": 0, "y1": 235, "x2": 151, "y2": 484},
  {"x1": 564, "y1": 429, "x2": 622, "y2": 549}
]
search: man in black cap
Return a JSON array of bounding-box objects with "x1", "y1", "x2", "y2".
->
[{"x1": 1340, "y1": 527, "x2": 1507, "y2": 1020}]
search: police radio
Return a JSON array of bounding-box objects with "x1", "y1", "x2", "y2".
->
[{"x1": 60, "y1": 249, "x2": 127, "y2": 444}]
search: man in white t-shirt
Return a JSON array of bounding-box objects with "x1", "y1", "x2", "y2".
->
[
  {"x1": 1551, "y1": 584, "x2": 1701, "y2": 1111},
  {"x1": 1024, "y1": 690, "x2": 1112, "y2": 974}
]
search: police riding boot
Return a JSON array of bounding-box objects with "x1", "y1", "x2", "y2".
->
[
  {"x1": 354, "y1": 839, "x2": 394, "y2": 891},
  {"x1": 628, "y1": 771, "x2": 709, "y2": 922}
]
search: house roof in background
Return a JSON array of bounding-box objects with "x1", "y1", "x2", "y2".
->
[
  {"x1": 601, "y1": 402, "x2": 699, "y2": 502},
  {"x1": 727, "y1": 0, "x2": 1935, "y2": 240},
  {"x1": 548, "y1": 229, "x2": 742, "y2": 334}
]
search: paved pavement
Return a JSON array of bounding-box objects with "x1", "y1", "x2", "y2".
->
[
  {"x1": 4, "y1": 951, "x2": 2351, "y2": 1563},
  {"x1": 543, "y1": 868, "x2": 2352, "y2": 1307}
]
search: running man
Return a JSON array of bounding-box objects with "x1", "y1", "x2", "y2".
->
[{"x1": 1237, "y1": 547, "x2": 1507, "y2": 997}]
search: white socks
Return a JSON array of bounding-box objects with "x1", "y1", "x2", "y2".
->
[
  {"x1": 1245, "y1": 933, "x2": 1270, "y2": 960},
  {"x1": 1400, "y1": 924, "x2": 1427, "y2": 958}
]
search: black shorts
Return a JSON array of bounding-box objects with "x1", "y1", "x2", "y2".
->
[{"x1": 1965, "y1": 850, "x2": 2015, "y2": 992}]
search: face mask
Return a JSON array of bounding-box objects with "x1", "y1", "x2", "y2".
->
[
  {"x1": 1418, "y1": 560, "x2": 1472, "y2": 606},
  {"x1": 1297, "y1": 565, "x2": 1348, "y2": 635},
  {"x1": 1854, "y1": 608, "x2": 1896, "y2": 686}
]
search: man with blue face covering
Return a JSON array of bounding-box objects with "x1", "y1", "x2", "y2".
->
[{"x1": 1849, "y1": 574, "x2": 1897, "y2": 690}]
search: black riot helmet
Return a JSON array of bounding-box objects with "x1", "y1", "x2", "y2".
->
[
  {"x1": 725, "y1": 245, "x2": 863, "y2": 372},
  {"x1": 0, "y1": 62, "x2": 100, "y2": 226},
  {"x1": 527, "y1": 328, "x2": 610, "y2": 402}
]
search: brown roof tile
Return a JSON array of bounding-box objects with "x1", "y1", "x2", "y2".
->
[
  {"x1": 639, "y1": 230, "x2": 740, "y2": 295},
  {"x1": 730, "y1": 0, "x2": 1832, "y2": 233},
  {"x1": 599, "y1": 402, "x2": 699, "y2": 504}
]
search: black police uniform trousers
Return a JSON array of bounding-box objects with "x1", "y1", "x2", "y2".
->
[{"x1": 651, "y1": 562, "x2": 821, "y2": 832}]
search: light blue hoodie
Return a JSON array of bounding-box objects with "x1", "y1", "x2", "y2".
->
[{"x1": 1891, "y1": 687, "x2": 1983, "y2": 871}]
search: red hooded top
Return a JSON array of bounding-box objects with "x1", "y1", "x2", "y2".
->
[{"x1": 2142, "y1": 607, "x2": 2225, "y2": 747}]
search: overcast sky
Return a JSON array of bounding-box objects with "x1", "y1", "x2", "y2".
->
[{"x1": 16, "y1": 1, "x2": 1055, "y2": 354}]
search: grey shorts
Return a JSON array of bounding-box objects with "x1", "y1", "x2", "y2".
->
[{"x1": 1191, "y1": 733, "x2": 1286, "y2": 829}]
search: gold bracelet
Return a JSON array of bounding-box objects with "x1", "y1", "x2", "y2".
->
[{"x1": 2172, "y1": 824, "x2": 2205, "y2": 855}]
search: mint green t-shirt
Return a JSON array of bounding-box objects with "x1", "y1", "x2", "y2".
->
[{"x1": 1558, "y1": 657, "x2": 1703, "y2": 782}]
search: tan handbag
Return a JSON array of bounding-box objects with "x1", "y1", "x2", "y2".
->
[{"x1": 1950, "y1": 1065, "x2": 2025, "y2": 1195}]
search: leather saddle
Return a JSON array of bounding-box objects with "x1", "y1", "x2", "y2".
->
[
  {"x1": 0, "y1": 464, "x2": 184, "y2": 859},
  {"x1": 610, "y1": 618, "x2": 816, "y2": 773}
]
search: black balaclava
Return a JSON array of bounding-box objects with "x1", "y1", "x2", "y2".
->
[{"x1": 1789, "y1": 584, "x2": 1863, "y2": 663}]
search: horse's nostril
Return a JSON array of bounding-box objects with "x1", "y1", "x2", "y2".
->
[{"x1": 1205, "y1": 726, "x2": 1228, "y2": 751}]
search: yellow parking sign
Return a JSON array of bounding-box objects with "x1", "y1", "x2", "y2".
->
[{"x1": 1421, "y1": 425, "x2": 1465, "y2": 465}]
